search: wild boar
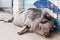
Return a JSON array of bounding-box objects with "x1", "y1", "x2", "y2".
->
[{"x1": 4, "y1": 8, "x2": 55, "y2": 37}]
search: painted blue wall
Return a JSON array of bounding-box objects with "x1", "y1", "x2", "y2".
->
[{"x1": 34, "y1": 0, "x2": 60, "y2": 14}]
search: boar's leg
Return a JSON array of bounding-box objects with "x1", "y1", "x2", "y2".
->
[
  {"x1": 4, "y1": 17, "x2": 14, "y2": 22},
  {"x1": 17, "y1": 26, "x2": 28, "y2": 35}
]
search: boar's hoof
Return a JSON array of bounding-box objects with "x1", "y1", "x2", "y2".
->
[{"x1": 17, "y1": 32, "x2": 22, "y2": 35}]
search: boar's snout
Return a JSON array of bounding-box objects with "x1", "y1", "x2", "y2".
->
[{"x1": 37, "y1": 23, "x2": 50, "y2": 37}]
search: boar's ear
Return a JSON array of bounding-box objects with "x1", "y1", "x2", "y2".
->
[{"x1": 45, "y1": 12, "x2": 54, "y2": 21}]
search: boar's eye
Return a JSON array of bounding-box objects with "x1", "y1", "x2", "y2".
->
[{"x1": 40, "y1": 19, "x2": 48, "y2": 23}]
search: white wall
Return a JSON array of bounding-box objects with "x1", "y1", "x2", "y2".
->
[
  {"x1": 23, "y1": 0, "x2": 37, "y2": 9},
  {"x1": 13, "y1": 0, "x2": 60, "y2": 15},
  {"x1": 0, "y1": 0, "x2": 12, "y2": 7},
  {"x1": 13, "y1": 0, "x2": 23, "y2": 15}
]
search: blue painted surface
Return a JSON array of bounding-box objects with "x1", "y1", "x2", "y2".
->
[{"x1": 34, "y1": 0, "x2": 60, "y2": 14}]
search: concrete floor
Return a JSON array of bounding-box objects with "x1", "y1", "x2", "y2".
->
[{"x1": 0, "y1": 21, "x2": 60, "y2": 40}]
